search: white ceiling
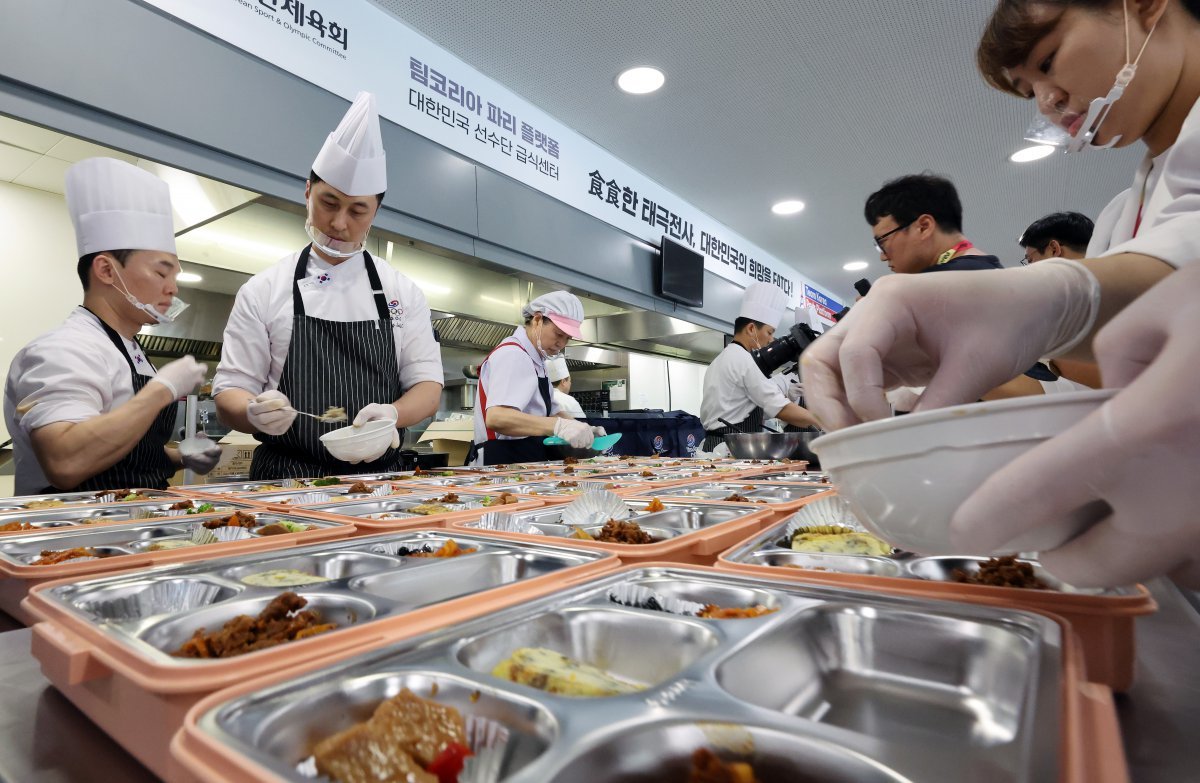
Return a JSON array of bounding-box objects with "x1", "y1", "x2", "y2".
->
[{"x1": 368, "y1": 0, "x2": 1144, "y2": 299}]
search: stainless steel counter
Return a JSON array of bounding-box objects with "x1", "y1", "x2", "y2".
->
[{"x1": 0, "y1": 579, "x2": 1195, "y2": 782}]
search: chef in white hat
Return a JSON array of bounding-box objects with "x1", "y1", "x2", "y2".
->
[
  {"x1": 2, "y1": 157, "x2": 214, "y2": 494},
  {"x1": 546, "y1": 357, "x2": 586, "y2": 418},
  {"x1": 213, "y1": 91, "x2": 443, "y2": 477},
  {"x1": 699, "y1": 282, "x2": 820, "y2": 450},
  {"x1": 468, "y1": 291, "x2": 598, "y2": 465}
]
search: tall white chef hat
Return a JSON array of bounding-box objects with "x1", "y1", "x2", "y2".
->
[
  {"x1": 739, "y1": 282, "x2": 788, "y2": 329},
  {"x1": 65, "y1": 157, "x2": 176, "y2": 258},
  {"x1": 311, "y1": 91, "x2": 387, "y2": 196},
  {"x1": 546, "y1": 357, "x2": 570, "y2": 383}
]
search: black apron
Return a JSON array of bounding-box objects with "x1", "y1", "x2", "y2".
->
[
  {"x1": 703, "y1": 343, "x2": 765, "y2": 451},
  {"x1": 47, "y1": 311, "x2": 176, "y2": 492},
  {"x1": 467, "y1": 340, "x2": 554, "y2": 466},
  {"x1": 250, "y1": 246, "x2": 405, "y2": 479}
]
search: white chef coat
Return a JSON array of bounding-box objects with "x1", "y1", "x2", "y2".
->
[
  {"x1": 4, "y1": 307, "x2": 158, "y2": 494},
  {"x1": 700, "y1": 342, "x2": 789, "y2": 430},
  {"x1": 552, "y1": 387, "x2": 586, "y2": 418},
  {"x1": 1088, "y1": 95, "x2": 1200, "y2": 267},
  {"x1": 212, "y1": 250, "x2": 443, "y2": 398},
  {"x1": 472, "y1": 326, "x2": 562, "y2": 449}
]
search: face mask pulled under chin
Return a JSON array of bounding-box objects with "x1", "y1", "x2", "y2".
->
[
  {"x1": 305, "y1": 204, "x2": 367, "y2": 259},
  {"x1": 111, "y1": 264, "x2": 189, "y2": 324}
]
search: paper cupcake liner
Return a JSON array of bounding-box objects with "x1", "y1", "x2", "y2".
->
[
  {"x1": 126, "y1": 508, "x2": 159, "y2": 521},
  {"x1": 95, "y1": 493, "x2": 116, "y2": 504},
  {"x1": 78, "y1": 579, "x2": 227, "y2": 621},
  {"x1": 189, "y1": 524, "x2": 254, "y2": 545},
  {"x1": 370, "y1": 483, "x2": 394, "y2": 497},
  {"x1": 163, "y1": 508, "x2": 190, "y2": 517},
  {"x1": 289, "y1": 492, "x2": 334, "y2": 506},
  {"x1": 607, "y1": 583, "x2": 706, "y2": 617},
  {"x1": 294, "y1": 711, "x2": 510, "y2": 783},
  {"x1": 280, "y1": 478, "x2": 301, "y2": 489},
  {"x1": 783, "y1": 495, "x2": 862, "y2": 537},
  {"x1": 560, "y1": 489, "x2": 629, "y2": 527},
  {"x1": 472, "y1": 511, "x2": 544, "y2": 536}
]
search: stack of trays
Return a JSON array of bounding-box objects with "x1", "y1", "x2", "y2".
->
[
  {"x1": 173, "y1": 566, "x2": 1126, "y2": 783},
  {"x1": 717, "y1": 506, "x2": 1157, "y2": 691},
  {"x1": 297, "y1": 491, "x2": 546, "y2": 534},
  {"x1": 636, "y1": 480, "x2": 833, "y2": 512},
  {"x1": 24, "y1": 530, "x2": 617, "y2": 779},
  {"x1": 0, "y1": 511, "x2": 354, "y2": 622},
  {"x1": 451, "y1": 498, "x2": 776, "y2": 565},
  {"x1": 0, "y1": 488, "x2": 185, "y2": 512}
]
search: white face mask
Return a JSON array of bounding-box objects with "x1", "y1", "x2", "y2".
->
[
  {"x1": 305, "y1": 200, "x2": 367, "y2": 258},
  {"x1": 1023, "y1": 0, "x2": 1157, "y2": 154},
  {"x1": 110, "y1": 260, "x2": 189, "y2": 324}
]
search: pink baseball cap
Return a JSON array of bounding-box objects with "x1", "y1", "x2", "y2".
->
[{"x1": 523, "y1": 291, "x2": 584, "y2": 339}]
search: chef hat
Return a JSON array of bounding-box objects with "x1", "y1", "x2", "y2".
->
[
  {"x1": 522, "y1": 291, "x2": 584, "y2": 339},
  {"x1": 546, "y1": 357, "x2": 570, "y2": 383},
  {"x1": 739, "y1": 282, "x2": 788, "y2": 328},
  {"x1": 312, "y1": 91, "x2": 387, "y2": 196},
  {"x1": 65, "y1": 157, "x2": 176, "y2": 258}
]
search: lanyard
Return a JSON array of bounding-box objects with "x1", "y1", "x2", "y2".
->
[{"x1": 935, "y1": 240, "x2": 974, "y2": 266}]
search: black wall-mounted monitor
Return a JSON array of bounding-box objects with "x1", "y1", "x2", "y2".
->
[{"x1": 658, "y1": 236, "x2": 705, "y2": 307}]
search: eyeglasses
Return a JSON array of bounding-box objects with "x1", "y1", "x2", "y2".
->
[{"x1": 872, "y1": 221, "x2": 914, "y2": 254}]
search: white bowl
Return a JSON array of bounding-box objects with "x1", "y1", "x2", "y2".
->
[
  {"x1": 319, "y1": 420, "x2": 396, "y2": 463},
  {"x1": 810, "y1": 389, "x2": 1116, "y2": 555}
]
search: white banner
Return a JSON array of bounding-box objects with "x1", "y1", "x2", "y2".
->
[{"x1": 142, "y1": 0, "x2": 839, "y2": 308}]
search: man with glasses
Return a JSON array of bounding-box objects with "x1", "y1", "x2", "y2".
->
[
  {"x1": 1019, "y1": 212, "x2": 1095, "y2": 265},
  {"x1": 866, "y1": 174, "x2": 1002, "y2": 274}
]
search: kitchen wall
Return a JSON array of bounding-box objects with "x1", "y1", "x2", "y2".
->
[{"x1": 0, "y1": 181, "x2": 80, "y2": 443}]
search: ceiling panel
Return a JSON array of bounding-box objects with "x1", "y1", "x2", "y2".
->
[
  {"x1": 0, "y1": 114, "x2": 63, "y2": 154},
  {"x1": 11, "y1": 154, "x2": 71, "y2": 194},
  {"x1": 368, "y1": 0, "x2": 1143, "y2": 299},
  {"x1": 0, "y1": 143, "x2": 40, "y2": 181},
  {"x1": 44, "y1": 136, "x2": 138, "y2": 165}
]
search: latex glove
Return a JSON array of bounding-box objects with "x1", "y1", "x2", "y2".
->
[
  {"x1": 950, "y1": 262, "x2": 1200, "y2": 589},
  {"x1": 799, "y1": 260, "x2": 1100, "y2": 430},
  {"x1": 178, "y1": 433, "x2": 222, "y2": 475},
  {"x1": 351, "y1": 403, "x2": 401, "y2": 462},
  {"x1": 554, "y1": 417, "x2": 595, "y2": 449},
  {"x1": 885, "y1": 386, "x2": 922, "y2": 413},
  {"x1": 148, "y1": 355, "x2": 207, "y2": 400},
  {"x1": 247, "y1": 390, "x2": 297, "y2": 436},
  {"x1": 591, "y1": 426, "x2": 608, "y2": 437}
]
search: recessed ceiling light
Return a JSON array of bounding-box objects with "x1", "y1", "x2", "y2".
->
[
  {"x1": 771, "y1": 200, "x2": 806, "y2": 216},
  {"x1": 1009, "y1": 145, "x2": 1055, "y2": 163},
  {"x1": 616, "y1": 67, "x2": 665, "y2": 94},
  {"x1": 843, "y1": 261, "x2": 869, "y2": 271},
  {"x1": 177, "y1": 272, "x2": 203, "y2": 283}
]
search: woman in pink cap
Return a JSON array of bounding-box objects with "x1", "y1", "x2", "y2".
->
[{"x1": 469, "y1": 291, "x2": 598, "y2": 465}]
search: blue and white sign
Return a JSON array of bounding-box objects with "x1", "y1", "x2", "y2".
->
[{"x1": 143, "y1": 0, "x2": 839, "y2": 308}]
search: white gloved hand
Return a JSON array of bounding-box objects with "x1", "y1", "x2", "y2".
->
[
  {"x1": 591, "y1": 426, "x2": 607, "y2": 437},
  {"x1": 950, "y1": 262, "x2": 1200, "y2": 589},
  {"x1": 149, "y1": 356, "x2": 207, "y2": 400},
  {"x1": 554, "y1": 417, "x2": 595, "y2": 449},
  {"x1": 247, "y1": 390, "x2": 297, "y2": 436},
  {"x1": 885, "y1": 386, "x2": 922, "y2": 413},
  {"x1": 800, "y1": 260, "x2": 1100, "y2": 430},
  {"x1": 351, "y1": 403, "x2": 401, "y2": 462},
  {"x1": 178, "y1": 433, "x2": 223, "y2": 475}
]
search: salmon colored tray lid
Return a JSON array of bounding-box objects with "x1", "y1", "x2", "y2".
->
[
  {"x1": 25, "y1": 529, "x2": 619, "y2": 697},
  {"x1": 169, "y1": 561, "x2": 1127, "y2": 783}
]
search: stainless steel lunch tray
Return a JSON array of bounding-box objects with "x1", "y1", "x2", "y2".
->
[
  {"x1": 0, "y1": 512, "x2": 341, "y2": 567},
  {"x1": 36, "y1": 531, "x2": 606, "y2": 666},
  {"x1": 723, "y1": 515, "x2": 1133, "y2": 595},
  {"x1": 188, "y1": 478, "x2": 348, "y2": 496},
  {"x1": 458, "y1": 480, "x2": 630, "y2": 497},
  {"x1": 750, "y1": 469, "x2": 831, "y2": 483},
  {"x1": 462, "y1": 500, "x2": 762, "y2": 543},
  {"x1": 641, "y1": 482, "x2": 832, "y2": 503},
  {"x1": 191, "y1": 566, "x2": 1065, "y2": 782},
  {"x1": 0, "y1": 499, "x2": 254, "y2": 531},
  {"x1": 299, "y1": 492, "x2": 491, "y2": 521},
  {"x1": 0, "y1": 489, "x2": 181, "y2": 512}
]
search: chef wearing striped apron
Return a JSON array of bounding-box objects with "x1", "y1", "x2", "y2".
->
[
  {"x1": 3, "y1": 158, "x2": 214, "y2": 495},
  {"x1": 213, "y1": 92, "x2": 443, "y2": 479}
]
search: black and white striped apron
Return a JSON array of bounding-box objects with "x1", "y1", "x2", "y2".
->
[
  {"x1": 48, "y1": 311, "x2": 176, "y2": 492},
  {"x1": 250, "y1": 246, "x2": 404, "y2": 479}
]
